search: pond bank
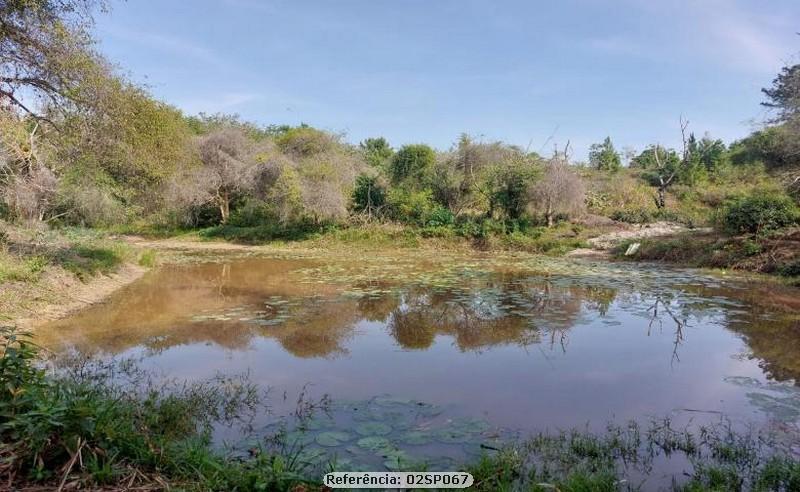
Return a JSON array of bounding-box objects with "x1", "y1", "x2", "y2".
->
[
  {"x1": 13, "y1": 262, "x2": 146, "y2": 328},
  {"x1": 7, "y1": 221, "x2": 797, "y2": 330}
]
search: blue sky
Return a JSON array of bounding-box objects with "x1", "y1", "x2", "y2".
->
[{"x1": 95, "y1": 0, "x2": 799, "y2": 160}]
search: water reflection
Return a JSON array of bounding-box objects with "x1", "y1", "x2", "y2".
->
[
  {"x1": 40, "y1": 264, "x2": 620, "y2": 358},
  {"x1": 37, "y1": 254, "x2": 800, "y2": 433},
  {"x1": 39, "y1": 257, "x2": 800, "y2": 385}
]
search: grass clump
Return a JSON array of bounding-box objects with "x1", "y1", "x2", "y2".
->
[
  {"x1": 0, "y1": 224, "x2": 137, "y2": 283},
  {"x1": 56, "y1": 244, "x2": 127, "y2": 280},
  {"x1": 138, "y1": 248, "x2": 157, "y2": 267},
  {"x1": 0, "y1": 252, "x2": 48, "y2": 282},
  {"x1": 614, "y1": 228, "x2": 800, "y2": 277},
  {"x1": 468, "y1": 420, "x2": 800, "y2": 492},
  {"x1": 0, "y1": 327, "x2": 319, "y2": 490}
]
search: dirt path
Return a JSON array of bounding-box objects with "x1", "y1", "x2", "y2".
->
[{"x1": 567, "y1": 221, "x2": 709, "y2": 258}]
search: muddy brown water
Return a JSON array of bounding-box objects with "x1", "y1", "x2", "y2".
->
[{"x1": 38, "y1": 252, "x2": 800, "y2": 474}]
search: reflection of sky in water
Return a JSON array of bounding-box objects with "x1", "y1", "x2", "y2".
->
[{"x1": 39, "y1": 255, "x2": 800, "y2": 435}]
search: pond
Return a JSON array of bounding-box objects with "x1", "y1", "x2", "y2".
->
[{"x1": 38, "y1": 251, "x2": 800, "y2": 474}]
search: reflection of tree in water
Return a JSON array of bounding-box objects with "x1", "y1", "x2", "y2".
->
[
  {"x1": 646, "y1": 295, "x2": 688, "y2": 365},
  {"x1": 682, "y1": 282, "x2": 800, "y2": 384},
  {"x1": 356, "y1": 287, "x2": 401, "y2": 322},
  {"x1": 36, "y1": 258, "x2": 342, "y2": 355},
  {"x1": 46, "y1": 256, "x2": 800, "y2": 380},
  {"x1": 386, "y1": 279, "x2": 610, "y2": 352}
]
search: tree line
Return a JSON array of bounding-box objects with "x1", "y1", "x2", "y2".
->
[{"x1": 1, "y1": 0, "x2": 798, "y2": 238}]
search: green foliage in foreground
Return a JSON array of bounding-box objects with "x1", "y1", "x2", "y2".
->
[{"x1": 0, "y1": 327, "x2": 316, "y2": 490}]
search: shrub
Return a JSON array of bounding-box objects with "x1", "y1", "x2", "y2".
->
[
  {"x1": 389, "y1": 144, "x2": 435, "y2": 186},
  {"x1": 779, "y1": 261, "x2": 800, "y2": 277},
  {"x1": 227, "y1": 199, "x2": 275, "y2": 227},
  {"x1": 721, "y1": 193, "x2": 799, "y2": 234},
  {"x1": 385, "y1": 188, "x2": 434, "y2": 226},
  {"x1": 611, "y1": 209, "x2": 652, "y2": 224},
  {"x1": 201, "y1": 221, "x2": 322, "y2": 243},
  {"x1": 138, "y1": 249, "x2": 157, "y2": 267},
  {"x1": 351, "y1": 174, "x2": 386, "y2": 215},
  {"x1": 425, "y1": 205, "x2": 454, "y2": 227}
]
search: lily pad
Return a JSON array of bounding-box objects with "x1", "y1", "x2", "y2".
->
[
  {"x1": 297, "y1": 447, "x2": 328, "y2": 465},
  {"x1": 400, "y1": 430, "x2": 432, "y2": 445},
  {"x1": 316, "y1": 431, "x2": 352, "y2": 447},
  {"x1": 355, "y1": 421, "x2": 393, "y2": 436},
  {"x1": 450, "y1": 417, "x2": 491, "y2": 433},
  {"x1": 434, "y1": 427, "x2": 475, "y2": 444},
  {"x1": 282, "y1": 430, "x2": 314, "y2": 447},
  {"x1": 382, "y1": 449, "x2": 413, "y2": 471},
  {"x1": 356, "y1": 436, "x2": 392, "y2": 452}
]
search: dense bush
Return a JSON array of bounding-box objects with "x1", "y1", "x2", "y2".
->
[
  {"x1": 721, "y1": 193, "x2": 799, "y2": 234},
  {"x1": 385, "y1": 188, "x2": 451, "y2": 227},
  {"x1": 389, "y1": 144, "x2": 435, "y2": 186},
  {"x1": 610, "y1": 208, "x2": 652, "y2": 224}
]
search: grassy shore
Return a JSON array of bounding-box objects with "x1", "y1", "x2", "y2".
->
[{"x1": 0, "y1": 224, "x2": 156, "y2": 324}]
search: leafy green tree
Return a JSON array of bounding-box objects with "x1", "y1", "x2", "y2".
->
[
  {"x1": 588, "y1": 137, "x2": 621, "y2": 171},
  {"x1": 1, "y1": 0, "x2": 106, "y2": 124},
  {"x1": 57, "y1": 78, "x2": 195, "y2": 189},
  {"x1": 389, "y1": 144, "x2": 435, "y2": 186},
  {"x1": 184, "y1": 113, "x2": 267, "y2": 140},
  {"x1": 729, "y1": 127, "x2": 795, "y2": 169},
  {"x1": 632, "y1": 145, "x2": 681, "y2": 208},
  {"x1": 351, "y1": 173, "x2": 386, "y2": 218},
  {"x1": 276, "y1": 126, "x2": 338, "y2": 158},
  {"x1": 359, "y1": 137, "x2": 393, "y2": 168},
  {"x1": 479, "y1": 156, "x2": 541, "y2": 220},
  {"x1": 762, "y1": 63, "x2": 800, "y2": 124},
  {"x1": 696, "y1": 136, "x2": 728, "y2": 173},
  {"x1": 678, "y1": 133, "x2": 707, "y2": 185}
]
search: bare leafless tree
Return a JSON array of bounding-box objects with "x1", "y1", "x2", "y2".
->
[
  {"x1": 652, "y1": 117, "x2": 690, "y2": 209},
  {"x1": 530, "y1": 153, "x2": 585, "y2": 227}
]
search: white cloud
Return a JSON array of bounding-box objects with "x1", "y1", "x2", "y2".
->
[
  {"x1": 101, "y1": 26, "x2": 228, "y2": 70},
  {"x1": 699, "y1": 2, "x2": 789, "y2": 74},
  {"x1": 621, "y1": 0, "x2": 793, "y2": 75}
]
